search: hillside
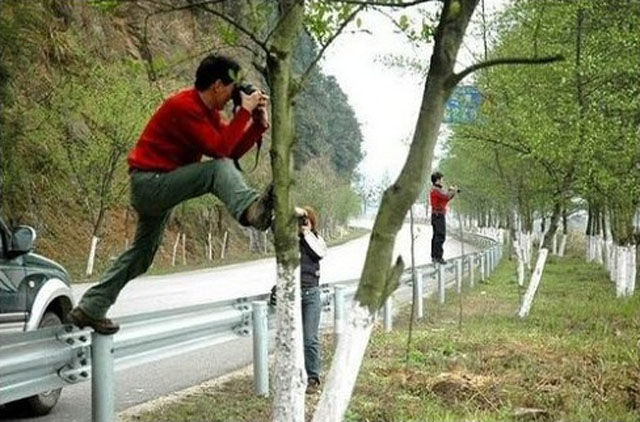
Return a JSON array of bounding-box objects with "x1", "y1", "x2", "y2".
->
[{"x1": 0, "y1": 0, "x2": 364, "y2": 281}]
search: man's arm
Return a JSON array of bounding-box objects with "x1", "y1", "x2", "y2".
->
[
  {"x1": 178, "y1": 106, "x2": 252, "y2": 158},
  {"x1": 229, "y1": 108, "x2": 269, "y2": 159},
  {"x1": 433, "y1": 186, "x2": 456, "y2": 201}
]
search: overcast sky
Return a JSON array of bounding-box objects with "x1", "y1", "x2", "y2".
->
[{"x1": 321, "y1": 0, "x2": 508, "y2": 187}]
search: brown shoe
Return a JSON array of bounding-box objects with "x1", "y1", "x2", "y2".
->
[
  {"x1": 67, "y1": 307, "x2": 120, "y2": 335},
  {"x1": 305, "y1": 377, "x2": 320, "y2": 394},
  {"x1": 240, "y1": 184, "x2": 274, "y2": 231}
]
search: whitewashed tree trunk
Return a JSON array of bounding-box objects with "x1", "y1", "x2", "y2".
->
[
  {"x1": 518, "y1": 248, "x2": 549, "y2": 318},
  {"x1": 603, "y1": 240, "x2": 611, "y2": 272},
  {"x1": 263, "y1": 232, "x2": 268, "y2": 254},
  {"x1": 514, "y1": 233, "x2": 525, "y2": 287},
  {"x1": 616, "y1": 245, "x2": 627, "y2": 297},
  {"x1": 85, "y1": 235, "x2": 99, "y2": 277},
  {"x1": 609, "y1": 243, "x2": 617, "y2": 283},
  {"x1": 558, "y1": 234, "x2": 567, "y2": 257},
  {"x1": 595, "y1": 235, "x2": 604, "y2": 265},
  {"x1": 207, "y1": 232, "x2": 213, "y2": 261},
  {"x1": 525, "y1": 231, "x2": 533, "y2": 270},
  {"x1": 312, "y1": 303, "x2": 375, "y2": 422},
  {"x1": 273, "y1": 263, "x2": 306, "y2": 421},
  {"x1": 552, "y1": 232, "x2": 558, "y2": 256},
  {"x1": 171, "y1": 232, "x2": 180, "y2": 266},
  {"x1": 220, "y1": 230, "x2": 228, "y2": 259},
  {"x1": 626, "y1": 245, "x2": 637, "y2": 296},
  {"x1": 181, "y1": 233, "x2": 187, "y2": 265}
]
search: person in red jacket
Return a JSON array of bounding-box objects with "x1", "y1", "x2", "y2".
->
[
  {"x1": 68, "y1": 55, "x2": 272, "y2": 334},
  {"x1": 429, "y1": 171, "x2": 457, "y2": 264}
]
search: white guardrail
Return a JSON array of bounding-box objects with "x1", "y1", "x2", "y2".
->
[{"x1": 0, "y1": 230, "x2": 503, "y2": 422}]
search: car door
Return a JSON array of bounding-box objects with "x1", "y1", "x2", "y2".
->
[{"x1": 0, "y1": 220, "x2": 28, "y2": 334}]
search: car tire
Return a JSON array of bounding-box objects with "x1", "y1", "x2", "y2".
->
[{"x1": 21, "y1": 311, "x2": 64, "y2": 415}]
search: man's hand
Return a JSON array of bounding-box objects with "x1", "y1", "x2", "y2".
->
[
  {"x1": 253, "y1": 105, "x2": 270, "y2": 129},
  {"x1": 240, "y1": 90, "x2": 268, "y2": 112}
]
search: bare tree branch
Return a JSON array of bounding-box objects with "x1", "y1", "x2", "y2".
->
[
  {"x1": 447, "y1": 54, "x2": 564, "y2": 88},
  {"x1": 330, "y1": 0, "x2": 441, "y2": 7},
  {"x1": 198, "y1": 3, "x2": 270, "y2": 53},
  {"x1": 294, "y1": 5, "x2": 365, "y2": 95}
]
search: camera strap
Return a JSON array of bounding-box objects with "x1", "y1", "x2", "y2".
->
[{"x1": 233, "y1": 136, "x2": 262, "y2": 173}]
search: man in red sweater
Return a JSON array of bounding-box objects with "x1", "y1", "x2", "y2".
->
[
  {"x1": 69, "y1": 55, "x2": 272, "y2": 334},
  {"x1": 429, "y1": 171, "x2": 457, "y2": 264}
]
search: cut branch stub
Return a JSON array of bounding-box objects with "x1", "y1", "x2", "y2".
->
[{"x1": 379, "y1": 256, "x2": 405, "y2": 309}]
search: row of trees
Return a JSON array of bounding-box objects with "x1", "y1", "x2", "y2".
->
[
  {"x1": 439, "y1": 0, "x2": 639, "y2": 297},
  {"x1": 2, "y1": 0, "x2": 593, "y2": 419}
]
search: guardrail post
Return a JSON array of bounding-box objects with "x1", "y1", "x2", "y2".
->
[
  {"x1": 252, "y1": 301, "x2": 269, "y2": 397},
  {"x1": 92, "y1": 333, "x2": 114, "y2": 422},
  {"x1": 413, "y1": 271, "x2": 424, "y2": 320},
  {"x1": 456, "y1": 258, "x2": 462, "y2": 293},
  {"x1": 469, "y1": 254, "x2": 475, "y2": 287},
  {"x1": 383, "y1": 296, "x2": 393, "y2": 332},
  {"x1": 334, "y1": 285, "x2": 346, "y2": 343},
  {"x1": 438, "y1": 264, "x2": 445, "y2": 304},
  {"x1": 480, "y1": 252, "x2": 486, "y2": 281}
]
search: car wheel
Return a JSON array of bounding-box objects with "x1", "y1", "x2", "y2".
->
[{"x1": 22, "y1": 312, "x2": 64, "y2": 415}]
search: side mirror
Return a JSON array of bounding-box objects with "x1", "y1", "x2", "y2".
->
[{"x1": 11, "y1": 225, "x2": 37, "y2": 254}]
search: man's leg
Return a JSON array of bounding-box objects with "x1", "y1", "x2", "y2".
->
[
  {"x1": 301, "y1": 287, "x2": 322, "y2": 384},
  {"x1": 131, "y1": 160, "x2": 261, "y2": 223},
  {"x1": 431, "y1": 221, "x2": 437, "y2": 260},
  {"x1": 77, "y1": 211, "x2": 170, "y2": 321},
  {"x1": 433, "y1": 215, "x2": 446, "y2": 261}
]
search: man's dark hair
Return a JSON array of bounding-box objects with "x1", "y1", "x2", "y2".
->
[
  {"x1": 195, "y1": 55, "x2": 240, "y2": 91},
  {"x1": 431, "y1": 171, "x2": 443, "y2": 185}
]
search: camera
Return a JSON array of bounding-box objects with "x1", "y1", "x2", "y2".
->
[
  {"x1": 232, "y1": 83, "x2": 258, "y2": 110},
  {"x1": 298, "y1": 215, "x2": 310, "y2": 226}
]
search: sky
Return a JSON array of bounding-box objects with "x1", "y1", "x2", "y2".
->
[{"x1": 321, "y1": 0, "x2": 509, "y2": 188}]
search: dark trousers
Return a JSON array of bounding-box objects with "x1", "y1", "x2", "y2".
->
[
  {"x1": 301, "y1": 286, "x2": 321, "y2": 381},
  {"x1": 431, "y1": 213, "x2": 446, "y2": 261},
  {"x1": 78, "y1": 159, "x2": 258, "y2": 319}
]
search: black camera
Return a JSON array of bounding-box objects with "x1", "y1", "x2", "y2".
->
[
  {"x1": 298, "y1": 215, "x2": 310, "y2": 226},
  {"x1": 232, "y1": 83, "x2": 258, "y2": 110}
]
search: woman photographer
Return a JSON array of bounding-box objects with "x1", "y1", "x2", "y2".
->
[{"x1": 296, "y1": 206, "x2": 327, "y2": 394}]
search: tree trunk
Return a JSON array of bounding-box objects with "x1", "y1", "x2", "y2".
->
[
  {"x1": 542, "y1": 201, "x2": 562, "y2": 250},
  {"x1": 267, "y1": 2, "x2": 307, "y2": 420},
  {"x1": 518, "y1": 248, "x2": 549, "y2": 318},
  {"x1": 220, "y1": 230, "x2": 228, "y2": 260},
  {"x1": 85, "y1": 235, "x2": 100, "y2": 277},
  {"x1": 314, "y1": 2, "x2": 479, "y2": 419},
  {"x1": 171, "y1": 231, "x2": 180, "y2": 266},
  {"x1": 181, "y1": 233, "x2": 186, "y2": 265}
]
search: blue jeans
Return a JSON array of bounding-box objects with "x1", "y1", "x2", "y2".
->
[{"x1": 301, "y1": 286, "x2": 321, "y2": 381}]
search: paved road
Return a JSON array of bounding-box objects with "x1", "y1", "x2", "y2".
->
[{"x1": 1, "y1": 220, "x2": 475, "y2": 422}]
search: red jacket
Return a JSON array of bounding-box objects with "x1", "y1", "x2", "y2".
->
[
  {"x1": 430, "y1": 185, "x2": 455, "y2": 215},
  {"x1": 128, "y1": 88, "x2": 266, "y2": 172}
]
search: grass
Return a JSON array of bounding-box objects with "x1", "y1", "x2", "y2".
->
[{"x1": 122, "y1": 253, "x2": 640, "y2": 422}]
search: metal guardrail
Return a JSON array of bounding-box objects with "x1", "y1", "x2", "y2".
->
[{"x1": 0, "y1": 231, "x2": 504, "y2": 421}]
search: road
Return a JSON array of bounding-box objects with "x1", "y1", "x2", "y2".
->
[{"x1": 1, "y1": 220, "x2": 475, "y2": 422}]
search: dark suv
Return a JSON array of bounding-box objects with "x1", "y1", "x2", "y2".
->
[{"x1": 0, "y1": 216, "x2": 74, "y2": 415}]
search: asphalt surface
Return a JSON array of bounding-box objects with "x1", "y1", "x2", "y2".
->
[{"x1": 1, "y1": 219, "x2": 475, "y2": 422}]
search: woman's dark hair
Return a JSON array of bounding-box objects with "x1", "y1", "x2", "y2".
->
[
  {"x1": 195, "y1": 54, "x2": 240, "y2": 91},
  {"x1": 431, "y1": 171, "x2": 443, "y2": 184}
]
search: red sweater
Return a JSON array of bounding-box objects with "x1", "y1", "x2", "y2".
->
[
  {"x1": 430, "y1": 185, "x2": 455, "y2": 215},
  {"x1": 128, "y1": 88, "x2": 266, "y2": 172}
]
